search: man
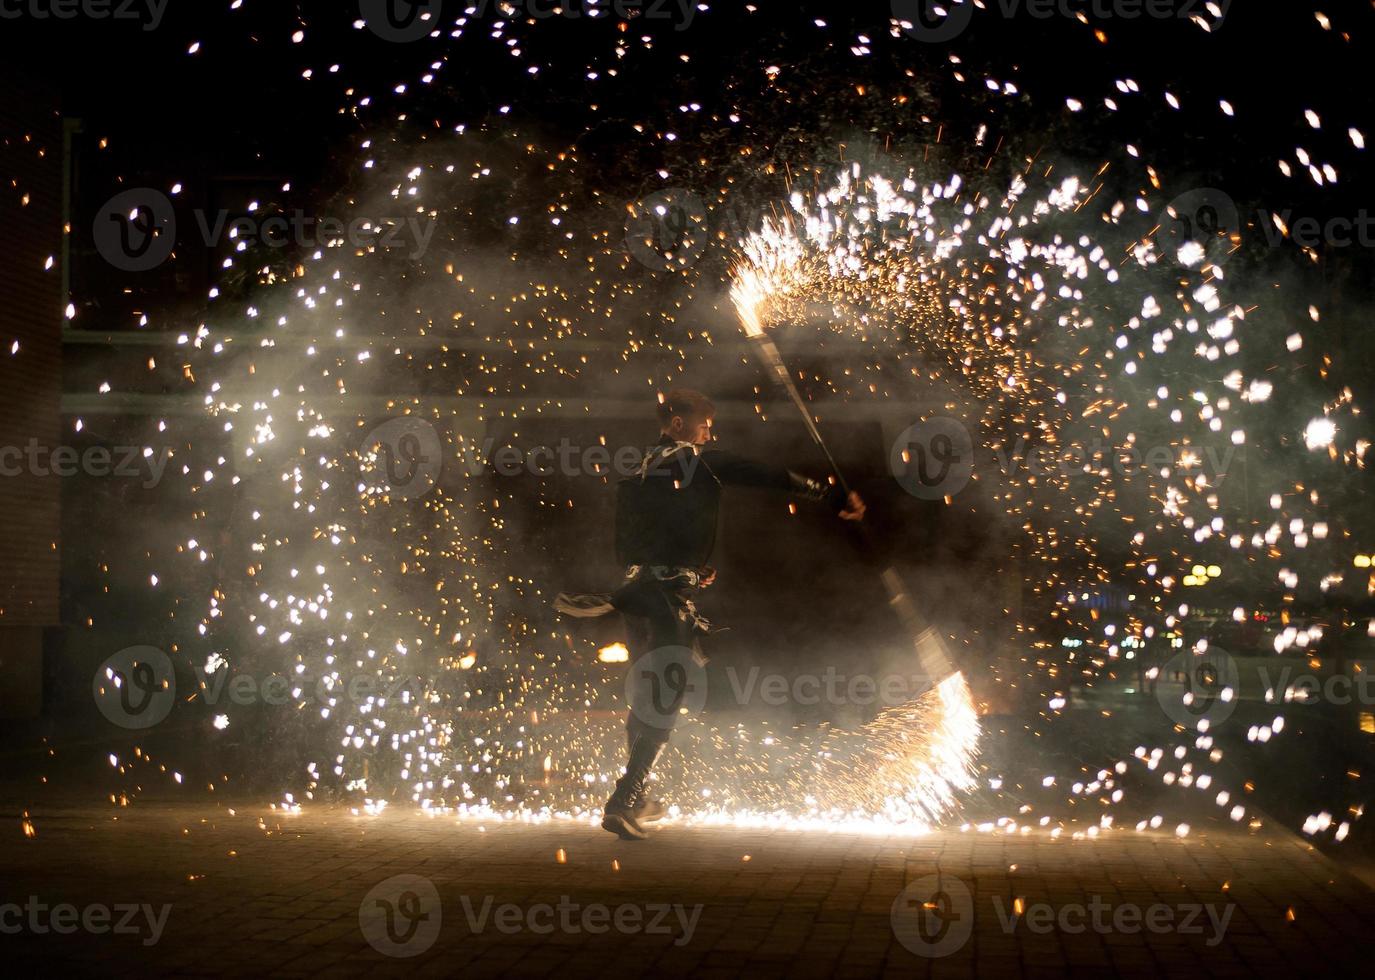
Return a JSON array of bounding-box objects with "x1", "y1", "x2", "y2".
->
[{"x1": 557, "y1": 389, "x2": 865, "y2": 840}]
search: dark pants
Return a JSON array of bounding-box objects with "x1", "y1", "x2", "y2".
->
[{"x1": 612, "y1": 575, "x2": 704, "y2": 749}]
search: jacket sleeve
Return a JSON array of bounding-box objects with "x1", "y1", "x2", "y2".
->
[{"x1": 700, "y1": 450, "x2": 845, "y2": 510}]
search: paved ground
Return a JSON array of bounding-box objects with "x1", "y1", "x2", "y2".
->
[{"x1": 0, "y1": 802, "x2": 1369, "y2": 978}]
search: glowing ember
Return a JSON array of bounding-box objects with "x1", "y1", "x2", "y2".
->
[{"x1": 597, "y1": 643, "x2": 630, "y2": 664}]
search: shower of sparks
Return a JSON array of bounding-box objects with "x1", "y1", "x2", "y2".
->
[
  {"x1": 722, "y1": 157, "x2": 1369, "y2": 835},
  {"x1": 53, "y1": 2, "x2": 1371, "y2": 844},
  {"x1": 729, "y1": 200, "x2": 985, "y2": 820}
]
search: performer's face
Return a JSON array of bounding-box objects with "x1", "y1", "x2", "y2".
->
[{"x1": 668, "y1": 414, "x2": 713, "y2": 446}]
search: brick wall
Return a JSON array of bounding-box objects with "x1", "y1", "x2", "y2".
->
[{"x1": 0, "y1": 65, "x2": 63, "y2": 716}]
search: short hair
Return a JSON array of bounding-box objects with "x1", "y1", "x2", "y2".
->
[{"x1": 657, "y1": 388, "x2": 715, "y2": 427}]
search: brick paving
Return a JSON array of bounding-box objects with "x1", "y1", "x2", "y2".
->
[{"x1": 0, "y1": 802, "x2": 1369, "y2": 978}]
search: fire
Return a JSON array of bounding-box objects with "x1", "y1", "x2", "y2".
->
[
  {"x1": 726, "y1": 193, "x2": 983, "y2": 826},
  {"x1": 597, "y1": 642, "x2": 630, "y2": 663}
]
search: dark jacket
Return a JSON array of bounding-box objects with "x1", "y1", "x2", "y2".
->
[{"x1": 615, "y1": 435, "x2": 843, "y2": 569}]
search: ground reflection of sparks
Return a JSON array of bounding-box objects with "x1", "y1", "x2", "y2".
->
[{"x1": 432, "y1": 671, "x2": 980, "y2": 834}]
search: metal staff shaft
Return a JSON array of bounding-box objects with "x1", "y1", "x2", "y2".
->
[
  {"x1": 746, "y1": 330, "x2": 959, "y2": 686},
  {"x1": 750, "y1": 333, "x2": 851, "y2": 496}
]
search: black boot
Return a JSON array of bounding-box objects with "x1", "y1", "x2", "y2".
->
[
  {"x1": 602, "y1": 735, "x2": 665, "y2": 840},
  {"x1": 626, "y1": 727, "x2": 667, "y2": 823}
]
